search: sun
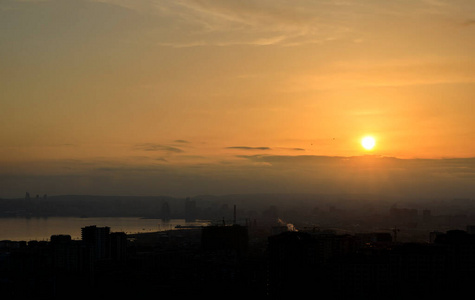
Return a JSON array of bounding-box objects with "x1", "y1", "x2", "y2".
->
[{"x1": 361, "y1": 136, "x2": 376, "y2": 150}]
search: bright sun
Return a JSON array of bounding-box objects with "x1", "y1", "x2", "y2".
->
[{"x1": 361, "y1": 136, "x2": 376, "y2": 150}]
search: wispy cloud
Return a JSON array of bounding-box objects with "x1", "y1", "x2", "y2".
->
[
  {"x1": 16, "y1": 0, "x2": 470, "y2": 49},
  {"x1": 461, "y1": 19, "x2": 475, "y2": 26},
  {"x1": 134, "y1": 143, "x2": 184, "y2": 153},
  {"x1": 226, "y1": 146, "x2": 271, "y2": 150},
  {"x1": 280, "y1": 147, "x2": 306, "y2": 151},
  {"x1": 92, "y1": 0, "x2": 356, "y2": 47}
]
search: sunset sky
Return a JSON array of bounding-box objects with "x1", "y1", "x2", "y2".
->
[{"x1": 1, "y1": 0, "x2": 474, "y2": 198}]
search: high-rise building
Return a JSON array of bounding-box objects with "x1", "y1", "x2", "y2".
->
[
  {"x1": 110, "y1": 232, "x2": 127, "y2": 261},
  {"x1": 81, "y1": 225, "x2": 110, "y2": 260},
  {"x1": 50, "y1": 234, "x2": 93, "y2": 273}
]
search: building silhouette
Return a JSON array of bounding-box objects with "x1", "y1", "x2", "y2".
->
[
  {"x1": 201, "y1": 224, "x2": 248, "y2": 258},
  {"x1": 4, "y1": 220, "x2": 475, "y2": 298},
  {"x1": 267, "y1": 231, "x2": 359, "y2": 297},
  {"x1": 50, "y1": 234, "x2": 94, "y2": 277},
  {"x1": 199, "y1": 224, "x2": 251, "y2": 297},
  {"x1": 81, "y1": 225, "x2": 110, "y2": 260},
  {"x1": 110, "y1": 232, "x2": 127, "y2": 262}
]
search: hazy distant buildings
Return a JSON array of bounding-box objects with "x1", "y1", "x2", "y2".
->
[
  {"x1": 185, "y1": 197, "x2": 196, "y2": 222},
  {"x1": 423, "y1": 209, "x2": 432, "y2": 223},
  {"x1": 24, "y1": 192, "x2": 47, "y2": 201},
  {"x1": 389, "y1": 206, "x2": 418, "y2": 227},
  {"x1": 161, "y1": 201, "x2": 171, "y2": 221}
]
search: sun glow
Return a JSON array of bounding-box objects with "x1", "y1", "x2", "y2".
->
[{"x1": 361, "y1": 136, "x2": 376, "y2": 150}]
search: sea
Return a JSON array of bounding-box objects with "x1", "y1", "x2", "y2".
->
[{"x1": 0, "y1": 217, "x2": 210, "y2": 241}]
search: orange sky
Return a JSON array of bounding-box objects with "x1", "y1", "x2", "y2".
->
[{"x1": 0, "y1": 0, "x2": 474, "y2": 198}]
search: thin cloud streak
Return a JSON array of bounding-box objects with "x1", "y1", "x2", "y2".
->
[
  {"x1": 134, "y1": 143, "x2": 184, "y2": 153},
  {"x1": 92, "y1": 0, "x2": 474, "y2": 48},
  {"x1": 226, "y1": 146, "x2": 272, "y2": 150}
]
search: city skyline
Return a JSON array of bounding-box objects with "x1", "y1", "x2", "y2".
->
[{"x1": 1, "y1": 0, "x2": 474, "y2": 198}]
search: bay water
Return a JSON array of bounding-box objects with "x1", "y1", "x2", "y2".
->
[{"x1": 0, "y1": 217, "x2": 210, "y2": 241}]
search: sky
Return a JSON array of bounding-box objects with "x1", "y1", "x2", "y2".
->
[{"x1": 1, "y1": 0, "x2": 474, "y2": 199}]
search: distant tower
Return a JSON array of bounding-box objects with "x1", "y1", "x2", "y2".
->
[
  {"x1": 185, "y1": 197, "x2": 196, "y2": 222},
  {"x1": 25, "y1": 192, "x2": 30, "y2": 201},
  {"x1": 161, "y1": 201, "x2": 171, "y2": 221}
]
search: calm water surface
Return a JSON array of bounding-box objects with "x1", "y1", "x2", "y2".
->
[{"x1": 0, "y1": 217, "x2": 210, "y2": 241}]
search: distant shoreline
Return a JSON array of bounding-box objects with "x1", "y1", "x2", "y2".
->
[{"x1": 0, "y1": 217, "x2": 211, "y2": 242}]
